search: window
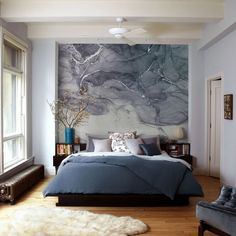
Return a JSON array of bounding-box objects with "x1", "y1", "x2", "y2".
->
[{"x1": 1, "y1": 32, "x2": 27, "y2": 172}]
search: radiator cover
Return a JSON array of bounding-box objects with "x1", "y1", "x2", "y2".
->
[{"x1": 0, "y1": 165, "x2": 44, "y2": 204}]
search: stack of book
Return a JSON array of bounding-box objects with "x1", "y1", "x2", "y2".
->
[{"x1": 56, "y1": 144, "x2": 73, "y2": 155}]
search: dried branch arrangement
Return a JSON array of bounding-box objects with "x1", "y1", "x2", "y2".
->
[{"x1": 48, "y1": 88, "x2": 93, "y2": 128}]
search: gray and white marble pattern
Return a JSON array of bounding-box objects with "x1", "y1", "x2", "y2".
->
[{"x1": 58, "y1": 44, "x2": 188, "y2": 126}]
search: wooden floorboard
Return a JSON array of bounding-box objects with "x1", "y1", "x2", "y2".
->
[{"x1": 0, "y1": 175, "x2": 220, "y2": 235}]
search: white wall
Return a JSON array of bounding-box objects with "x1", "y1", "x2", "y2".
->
[
  {"x1": 188, "y1": 44, "x2": 206, "y2": 174},
  {"x1": 203, "y1": 29, "x2": 236, "y2": 186},
  {"x1": 32, "y1": 40, "x2": 57, "y2": 175},
  {"x1": 189, "y1": 0, "x2": 236, "y2": 186}
]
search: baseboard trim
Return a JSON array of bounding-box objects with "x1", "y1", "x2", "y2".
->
[
  {"x1": 44, "y1": 167, "x2": 55, "y2": 176},
  {"x1": 193, "y1": 168, "x2": 208, "y2": 176}
]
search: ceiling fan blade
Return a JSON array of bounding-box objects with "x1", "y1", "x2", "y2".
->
[
  {"x1": 126, "y1": 28, "x2": 146, "y2": 35},
  {"x1": 121, "y1": 37, "x2": 136, "y2": 46}
]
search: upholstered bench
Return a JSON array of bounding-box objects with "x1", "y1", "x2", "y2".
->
[
  {"x1": 0, "y1": 165, "x2": 44, "y2": 204},
  {"x1": 196, "y1": 186, "x2": 236, "y2": 236}
]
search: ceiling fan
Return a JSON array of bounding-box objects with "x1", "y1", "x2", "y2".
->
[{"x1": 108, "y1": 17, "x2": 146, "y2": 46}]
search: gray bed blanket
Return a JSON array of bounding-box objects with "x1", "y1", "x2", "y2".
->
[{"x1": 43, "y1": 155, "x2": 203, "y2": 199}]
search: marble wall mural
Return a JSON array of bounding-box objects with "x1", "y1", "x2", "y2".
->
[{"x1": 58, "y1": 44, "x2": 188, "y2": 139}]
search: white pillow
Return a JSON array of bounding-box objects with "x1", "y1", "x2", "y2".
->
[
  {"x1": 125, "y1": 138, "x2": 144, "y2": 155},
  {"x1": 109, "y1": 132, "x2": 136, "y2": 152},
  {"x1": 93, "y1": 139, "x2": 112, "y2": 152},
  {"x1": 86, "y1": 133, "x2": 108, "y2": 152}
]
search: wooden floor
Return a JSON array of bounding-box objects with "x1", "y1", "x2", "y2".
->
[{"x1": 0, "y1": 176, "x2": 220, "y2": 236}]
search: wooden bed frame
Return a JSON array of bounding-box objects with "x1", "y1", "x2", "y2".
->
[
  {"x1": 56, "y1": 194, "x2": 190, "y2": 206},
  {"x1": 54, "y1": 143, "x2": 193, "y2": 207}
]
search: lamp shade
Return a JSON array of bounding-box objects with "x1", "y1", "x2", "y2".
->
[{"x1": 175, "y1": 127, "x2": 184, "y2": 140}]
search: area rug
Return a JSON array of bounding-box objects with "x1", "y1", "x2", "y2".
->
[{"x1": 0, "y1": 206, "x2": 148, "y2": 236}]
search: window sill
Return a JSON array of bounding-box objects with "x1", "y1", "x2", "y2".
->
[
  {"x1": 4, "y1": 159, "x2": 26, "y2": 172},
  {"x1": 0, "y1": 157, "x2": 34, "y2": 181}
]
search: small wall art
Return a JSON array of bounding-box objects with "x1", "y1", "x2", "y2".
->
[{"x1": 224, "y1": 94, "x2": 233, "y2": 120}]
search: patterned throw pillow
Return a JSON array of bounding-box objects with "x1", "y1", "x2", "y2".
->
[{"x1": 109, "y1": 132, "x2": 136, "y2": 152}]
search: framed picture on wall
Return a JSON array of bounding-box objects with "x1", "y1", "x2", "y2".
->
[{"x1": 224, "y1": 94, "x2": 233, "y2": 120}]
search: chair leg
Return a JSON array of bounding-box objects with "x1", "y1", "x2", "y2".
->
[{"x1": 198, "y1": 221, "x2": 205, "y2": 236}]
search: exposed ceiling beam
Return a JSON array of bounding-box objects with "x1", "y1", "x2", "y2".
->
[
  {"x1": 0, "y1": 0, "x2": 224, "y2": 44},
  {"x1": 27, "y1": 22, "x2": 202, "y2": 44},
  {"x1": 1, "y1": 0, "x2": 224, "y2": 23}
]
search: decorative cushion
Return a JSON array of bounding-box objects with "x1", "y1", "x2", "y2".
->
[
  {"x1": 109, "y1": 132, "x2": 136, "y2": 152},
  {"x1": 196, "y1": 186, "x2": 236, "y2": 236},
  {"x1": 139, "y1": 135, "x2": 161, "y2": 150},
  {"x1": 125, "y1": 138, "x2": 144, "y2": 155},
  {"x1": 213, "y1": 186, "x2": 236, "y2": 208},
  {"x1": 93, "y1": 139, "x2": 112, "y2": 152},
  {"x1": 139, "y1": 143, "x2": 161, "y2": 156},
  {"x1": 86, "y1": 134, "x2": 108, "y2": 152}
]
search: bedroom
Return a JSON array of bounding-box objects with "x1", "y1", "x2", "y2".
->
[{"x1": 0, "y1": 0, "x2": 236, "y2": 235}]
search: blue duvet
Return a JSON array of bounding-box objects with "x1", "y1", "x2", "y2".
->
[{"x1": 43, "y1": 155, "x2": 203, "y2": 199}]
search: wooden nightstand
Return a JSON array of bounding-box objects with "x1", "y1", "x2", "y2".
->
[
  {"x1": 166, "y1": 143, "x2": 192, "y2": 165},
  {"x1": 53, "y1": 143, "x2": 86, "y2": 174},
  {"x1": 53, "y1": 155, "x2": 67, "y2": 174},
  {"x1": 169, "y1": 154, "x2": 193, "y2": 165}
]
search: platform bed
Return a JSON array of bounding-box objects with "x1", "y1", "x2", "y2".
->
[
  {"x1": 56, "y1": 194, "x2": 190, "y2": 206},
  {"x1": 44, "y1": 153, "x2": 203, "y2": 206}
]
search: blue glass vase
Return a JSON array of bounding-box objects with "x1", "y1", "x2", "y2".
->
[{"x1": 65, "y1": 127, "x2": 74, "y2": 144}]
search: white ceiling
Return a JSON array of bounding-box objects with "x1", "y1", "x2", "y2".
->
[{"x1": 0, "y1": 0, "x2": 224, "y2": 44}]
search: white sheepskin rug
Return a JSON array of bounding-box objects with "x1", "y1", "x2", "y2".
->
[{"x1": 0, "y1": 207, "x2": 148, "y2": 236}]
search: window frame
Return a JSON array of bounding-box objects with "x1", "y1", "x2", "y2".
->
[{"x1": 0, "y1": 28, "x2": 28, "y2": 174}]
